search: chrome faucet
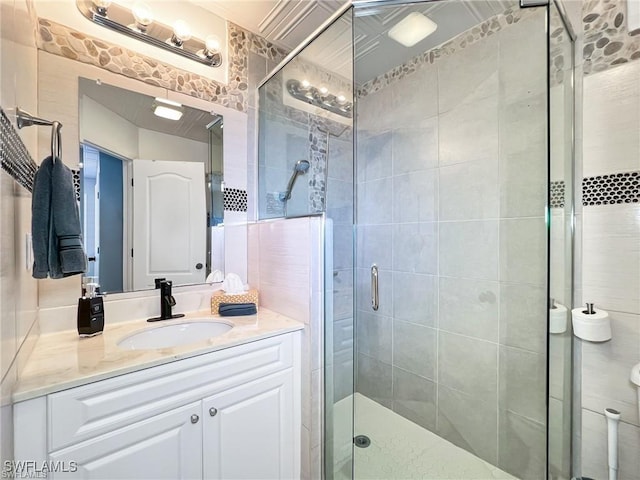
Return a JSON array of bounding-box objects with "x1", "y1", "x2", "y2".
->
[{"x1": 147, "y1": 278, "x2": 185, "y2": 322}]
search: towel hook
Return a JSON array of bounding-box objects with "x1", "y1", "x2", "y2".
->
[{"x1": 16, "y1": 108, "x2": 63, "y2": 162}]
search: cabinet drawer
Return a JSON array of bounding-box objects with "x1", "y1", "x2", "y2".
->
[
  {"x1": 49, "y1": 334, "x2": 293, "y2": 451},
  {"x1": 49, "y1": 402, "x2": 202, "y2": 479}
]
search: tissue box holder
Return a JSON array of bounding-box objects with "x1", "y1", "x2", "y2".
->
[{"x1": 211, "y1": 289, "x2": 259, "y2": 314}]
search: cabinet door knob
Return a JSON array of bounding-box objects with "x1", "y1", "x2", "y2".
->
[
  {"x1": 209, "y1": 407, "x2": 218, "y2": 417},
  {"x1": 191, "y1": 414, "x2": 199, "y2": 424}
]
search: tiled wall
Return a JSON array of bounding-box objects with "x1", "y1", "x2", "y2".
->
[
  {"x1": 579, "y1": 1, "x2": 640, "y2": 477},
  {"x1": 0, "y1": 0, "x2": 40, "y2": 466},
  {"x1": 354, "y1": 8, "x2": 548, "y2": 478},
  {"x1": 247, "y1": 217, "x2": 324, "y2": 480}
]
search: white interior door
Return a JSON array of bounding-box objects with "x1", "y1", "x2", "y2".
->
[{"x1": 132, "y1": 160, "x2": 206, "y2": 290}]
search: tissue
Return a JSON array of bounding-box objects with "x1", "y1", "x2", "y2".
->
[
  {"x1": 222, "y1": 273, "x2": 246, "y2": 295},
  {"x1": 206, "y1": 270, "x2": 224, "y2": 284},
  {"x1": 549, "y1": 303, "x2": 568, "y2": 334},
  {"x1": 571, "y1": 304, "x2": 611, "y2": 342}
]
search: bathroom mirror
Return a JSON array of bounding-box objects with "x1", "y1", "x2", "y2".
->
[{"x1": 78, "y1": 78, "x2": 224, "y2": 294}]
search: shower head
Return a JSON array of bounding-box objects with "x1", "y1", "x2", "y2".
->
[
  {"x1": 281, "y1": 160, "x2": 310, "y2": 201},
  {"x1": 293, "y1": 159, "x2": 310, "y2": 173}
]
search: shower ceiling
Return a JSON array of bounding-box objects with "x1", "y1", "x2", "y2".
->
[
  {"x1": 186, "y1": 0, "x2": 344, "y2": 52},
  {"x1": 190, "y1": 0, "x2": 515, "y2": 83},
  {"x1": 352, "y1": 0, "x2": 515, "y2": 83}
]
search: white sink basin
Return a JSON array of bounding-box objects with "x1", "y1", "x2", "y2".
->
[{"x1": 117, "y1": 320, "x2": 233, "y2": 350}]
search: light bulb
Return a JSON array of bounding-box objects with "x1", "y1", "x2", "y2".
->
[
  {"x1": 132, "y1": 2, "x2": 154, "y2": 32},
  {"x1": 205, "y1": 35, "x2": 221, "y2": 54},
  {"x1": 92, "y1": 0, "x2": 111, "y2": 16},
  {"x1": 171, "y1": 20, "x2": 192, "y2": 47},
  {"x1": 337, "y1": 92, "x2": 347, "y2": 104},
  {"x1": 319, "y1": 86, "x2": 328, "y2": 95},
  {"x1": 300, "y1": 79, "x2": 310, "y2": 89}
]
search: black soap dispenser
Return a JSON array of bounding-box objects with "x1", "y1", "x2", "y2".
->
[{"x1": 77, "y1": 277, "x2": 105, "y2": 337}]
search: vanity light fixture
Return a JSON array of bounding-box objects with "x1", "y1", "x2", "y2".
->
[
  {"x1": 286, "y1": 79, "x2": 352, "y2": 118},
  {"x1": 153, "y1": 98, "x2": 184, "y2": 121},
  {"x1": 388, "y1": 12, "x2": 437, "y2": 47},
  {"x1": 78, "y1": 0, "x2": 223, "y2": 67}
]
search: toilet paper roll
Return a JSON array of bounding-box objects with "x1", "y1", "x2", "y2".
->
[
  {"x1": 571, "y1": 306, "x2": 611, "y2": 342},
  {"x1": 549, "y1": 303, "x2": 568, "y2": 334}
]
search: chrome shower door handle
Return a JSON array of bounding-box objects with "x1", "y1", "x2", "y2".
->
[{"x1": 371, "y1": 265, "x2": 379, "y2": 311}]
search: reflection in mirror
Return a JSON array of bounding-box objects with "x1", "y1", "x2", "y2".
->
[{"x1": 78, "y1": 78, "x2": 224, "y2": 294}]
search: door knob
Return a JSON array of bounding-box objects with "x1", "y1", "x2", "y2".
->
[
  {"x1": 209, "y1": 407, "x2": 218, "y2": 417},
  {"x1": 196, "y1": 263, "x2": 203, "y2": 270},
  {"x1": 191, "y1": 414, "x2": 199, "y2": 424}
]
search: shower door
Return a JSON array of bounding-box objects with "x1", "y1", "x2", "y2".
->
[{"x1": 351, "y1": 1, "x2": 550, "y2": 478}]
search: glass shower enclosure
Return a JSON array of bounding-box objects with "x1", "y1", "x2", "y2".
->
[{"x1": 257, "y1": 0, "x2": 576, "y2": 478}]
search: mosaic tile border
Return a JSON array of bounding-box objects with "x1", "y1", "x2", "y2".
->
[
  {"x1": 582, "y1": 171, "x2": 639, "y2": 206},
  {"x1": 38, "y1": 18, "x2": 248, "y2": 111},
  {"x1": 549, "y1": 4, "x2": 573, "y2": 87},
  {"x1": 550, "y1": 180, "x2": 565, "y2": 208},
  {"x1": 548, "y1": 173, "x2": 639, "y2": 208},
  {"x1": 37, "y1": 18, "x2": 285, "y2": 113},
  {"x1": 357, "y1": 5, "x2": 538, "y2": 98},
  {"x1": 246, "y1": 31, "x2": 288, "y2": 63},
  {"x1": 0, "y1": 108, "x2": 38, "y2": 192},
  {"x1": 223, "y1": 187, "x2": 248, "y2": 212},
  {"x1": 72, "y1": 168, "x2": 81, "y2": 202},
  {"x1": 583, "y1": 0, "x2": 640, "y2": 75},
  {"x1": 309, "y1": 116, "x2": 328, "y2": 214}
]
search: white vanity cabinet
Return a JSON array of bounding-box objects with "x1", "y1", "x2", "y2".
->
[{"x1": 14, "y1": 332, "x2": 301, "y2": 480}]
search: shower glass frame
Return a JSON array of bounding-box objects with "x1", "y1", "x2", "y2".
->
[{"x1": 256, "y1": 0, "x2": 577, "y2": 477}]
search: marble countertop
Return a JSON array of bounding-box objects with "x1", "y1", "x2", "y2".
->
[{"x1": 13, "y1": 308, "x2": 304, "y2": 402}]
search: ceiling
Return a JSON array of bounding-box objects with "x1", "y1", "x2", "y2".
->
[
  {"x1": 188, "y1": 0, "x2": 344, "y2": 53},
  {"x1": 79, "y1": 78, "x2": 218, "y2": 144},
  {"x1": 352, "y1": 0, "x2": 514, "y2": 82},
  {"x1": 189, "y1": 0, "x2": 516, "y2": 83}
]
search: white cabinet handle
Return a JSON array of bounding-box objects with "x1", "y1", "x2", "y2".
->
[
  {"x1": 191, "y1": 414, "x2": 199, "y2": 424},
  {"x1": 209, "y1": 407, "x2": 218, "y2": 417}
]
